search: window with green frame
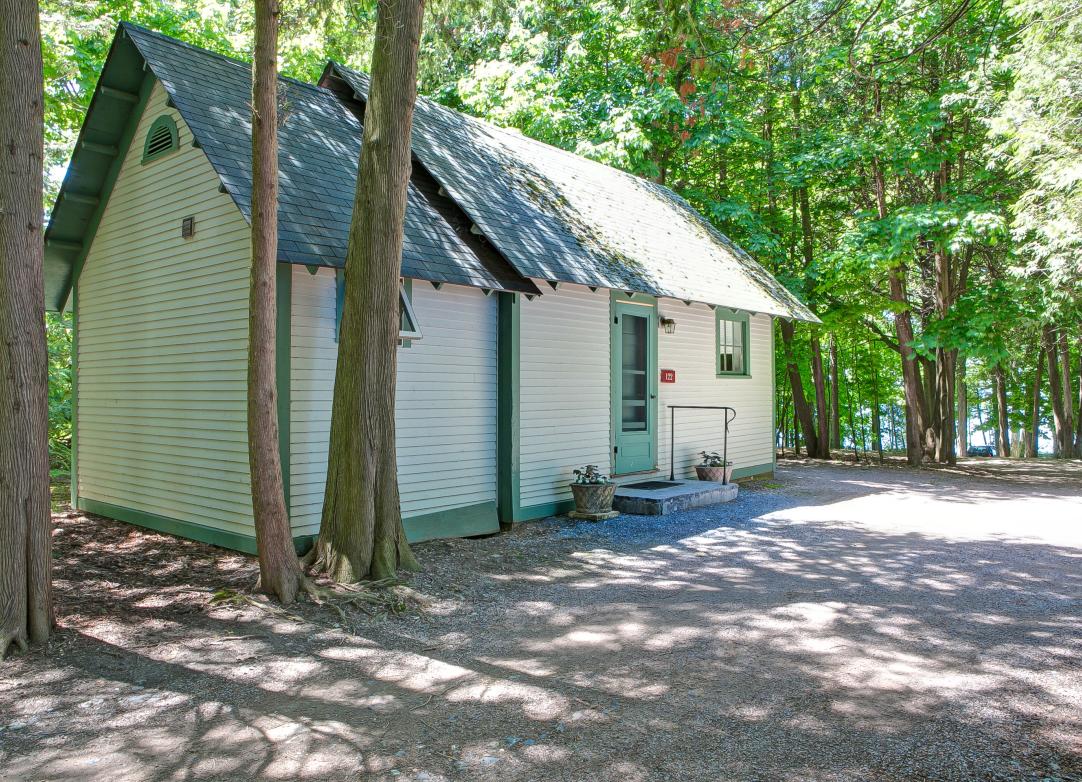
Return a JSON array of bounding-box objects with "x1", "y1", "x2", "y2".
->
[
  {"x1": 715, "y1": 308, "x2": 749, "y2": 376},
  {"x1": 335, "y1": 272, "x2": 420, "y2": 343},
  {"x1": 142, "y1": 115, "x2": 179, "y2": 164}
]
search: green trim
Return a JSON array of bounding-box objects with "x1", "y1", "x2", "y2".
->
[
  {"x1": 496, "y1": 292, "x2": 521, "y2": 524},
  {"x1": 78, "y1": 497, "x2": 260, "y2": 554},
  {"x1": 64, "y1": 72, "x2": 154, "y2": 309},
  {"x1": 70, "y1": 284, "x2": 79, "y2": 507},
  {"x1": 276, "y1": 262, "x2": 292, "y2": 517},
  {"x1": 731, "y1": 461, "x2": 775, "y2": 481},
  {"x1": 770, "y1": 316, "x2": 777, "y2": 471},
  {"x1": 514, "y1": 498, "x2": 575, "y2": 522},
  {"x1": 610, "y1": 291, "x2": 658, "y2": 475},
  {"x1": 715, "y1": 307, "x2": 751, "y2": 378},
  {"x1": 404, "y1": 501, "x2": 500, "y2": 543},
  {"x1": 141, "y1": 114, "x2": 179, "y2": 164}
]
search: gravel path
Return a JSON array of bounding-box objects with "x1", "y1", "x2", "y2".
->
[{"x1": 3, "y1": 458, "x2": 1081, "y2": 781}]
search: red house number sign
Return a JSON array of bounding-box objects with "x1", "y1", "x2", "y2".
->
[{"x1": 660, "y1": 369, "x2": 676, "y2": 383}]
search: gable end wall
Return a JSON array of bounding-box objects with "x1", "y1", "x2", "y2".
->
[{"x1": 75, "y1": 81, "x2": 256, "y2": 541}]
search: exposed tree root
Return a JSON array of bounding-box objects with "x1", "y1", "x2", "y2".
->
[{"x1": 1, "y1": 630, "x2": 29, "y2": 661}]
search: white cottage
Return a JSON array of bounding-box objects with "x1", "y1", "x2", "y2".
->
[{"x1": 43, "y1": 24, "x2": 817, "y2": 553}]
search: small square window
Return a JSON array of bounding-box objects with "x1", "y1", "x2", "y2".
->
[{"x1": 181, "y1": 216, "x2": 195, "y2": 239}]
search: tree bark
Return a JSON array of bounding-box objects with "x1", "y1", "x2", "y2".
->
[
  {"x1": 248, "y1": 0, "x2": 305, "y2": 603},
  {"x1": 1058, "y1": 329, "x2": 1076, "y2": 457},
  {"x1": 887, "y1": 264, "x2": 929, "y2": 466},
  {"x1": 309, "y1": 0, "x2": 424, "y2": 582},
  {"x1": 956, "y1": 356, "x2": 967, "y2": 455},
  {"x1": 809, "y1": 334, "x2": 830, "y2": 458},
  {"x1": 779, "y1": 319, "x2": 819, "y2": 458},
  {"x1": 829, "y1": 336, "x2": 841, "y2": 449},
  {"x1": 0, "y1": 0, "x2": 52, "y2": 657},
  {"x1": 1075, "y1": 338, "x2": 1082, "y2": 454},
  {"x1": 1042, "y1": 324, "x2": 1071, "y2": 458},
  {"x1": 993, "y1": 364, "x2": 1010, "y2": 458},
  {"x1": 1027, "y1": 345, "x2": 1044, "y2": 457}
]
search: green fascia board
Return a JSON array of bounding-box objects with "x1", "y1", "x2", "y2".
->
[
  {"x1": 78, "y1": 497, "x2": 499, "y2": 553},
  {"x1": 731, "y1": 461, "x2": 775, "y2": 481},
  {"x1": 44, "y1": 29, "x2": 153, "y2": 312},
  {"x1": 496, "y1": 292, "x2": 521, "y2": 524},
  {"x1": 404, "y1": 501, "x2": 500, "y2": 543},
  {"x1": 514, "y1": 499, "x2": 575, "y2": 523},
  {"x1": 78, "y1": 497, "x2": 262, "y2": 554}
]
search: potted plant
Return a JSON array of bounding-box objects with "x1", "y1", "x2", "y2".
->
[
  {"x1": 569, "y1": 464, "x2": 617, "y2": 517},
  {"x1": 695, "y1": 451, "x2": 733, "y2": 484}
]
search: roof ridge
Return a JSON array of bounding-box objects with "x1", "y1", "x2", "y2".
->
[{"x1": 120, "y1": 22, "x2": 329, "y2": 95}]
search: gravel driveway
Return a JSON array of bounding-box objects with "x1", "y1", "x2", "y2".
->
[{"x1": 3, "y1": 458, "x2": 1081, "y2": 781}]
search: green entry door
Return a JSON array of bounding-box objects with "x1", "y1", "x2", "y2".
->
[{"x1": 612, "y1": 300, "x2": 657, "y2": 474}]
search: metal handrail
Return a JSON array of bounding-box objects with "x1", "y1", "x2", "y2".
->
[{"x1": 668, "y1": 405, "x2": 737, "y2": 483}]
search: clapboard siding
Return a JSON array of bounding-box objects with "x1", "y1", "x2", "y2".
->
[
  {"x1": 652, "y1": 302, "x2": 774, "y2": 479},
  {"x1": 289, "y1": 268, "x2": 498, "y2": 537},
  {"x1": 518, "y1": 284, "x2": 612, "y2": 509},
  {"x1": 76, "y1": 81, "x2": 255, "y2": 535}
]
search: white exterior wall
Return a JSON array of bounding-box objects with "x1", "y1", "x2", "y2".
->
[
  {"x1": 518, "y1": 284, "x2": 612, "y2": 510},
  {"x1": 654, "y1": 301, "x2": 775, "y2": 480},
  {"x1": 76, "y1": 81, "x2": 255, "y2": 537},
  {"x1": 516, "y1": 287, "x2": 774, "y2": 514},
  {"x1": 289, "y1": 268, "x2": 498, "y2": 537}
]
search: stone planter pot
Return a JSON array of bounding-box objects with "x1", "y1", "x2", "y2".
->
[
  {"x1": 570, "y1": 482, "x2": 616, "y2": 514},
  {"x1": 695, "y1": 464, "x2": 733, "y2": 484}
]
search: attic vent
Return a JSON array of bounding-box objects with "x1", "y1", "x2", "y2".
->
[{"x1": 142, "y1": 115, "x2": 178, "y2": 164}]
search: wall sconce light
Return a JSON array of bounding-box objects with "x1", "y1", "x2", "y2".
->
[{"x1": 660, "y1": 317, "x2": 677, "y2": 334}]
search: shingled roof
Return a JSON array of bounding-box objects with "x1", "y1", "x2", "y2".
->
[
  {"x1": 325, "y1": 64, "x2": 818, "y2": 322},
  {"x1": 43, "y1": 24, "x2": 535, "y2": 311},
  {"x1": 46, "y1": 24, "x2": 816, "y2": 322}
]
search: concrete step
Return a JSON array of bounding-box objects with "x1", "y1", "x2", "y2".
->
[{"x1": 612, "y1": 479, "x2": 739, "y2": 515}]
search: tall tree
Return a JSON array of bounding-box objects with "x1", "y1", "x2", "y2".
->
[
  {"x1": 1, "y1": 0, "x2": 52, "y2": 657},
  {"x1": 308, "y1": 0, "x2": 424, "y2": 582},
  {"x1": 248, "y1": 0, "x2": 305, "y2": 603}
]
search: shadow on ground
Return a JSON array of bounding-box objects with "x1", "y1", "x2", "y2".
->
[{"x1": 2, "y1": 460, "x2": 1081, "y2": 781}]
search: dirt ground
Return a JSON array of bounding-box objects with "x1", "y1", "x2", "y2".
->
[{"x1": 2, "y1": 458, "x2": 1081, "y2": 781}]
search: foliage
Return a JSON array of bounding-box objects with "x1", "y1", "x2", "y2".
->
[
  {"x1": 46, "y1": 313, "x2": 73, "y2": 477},
  {"x1": 39, "y1": 0, "x2": 1081, "y2": 458},
  {"x1": 572, "y1": 464, "x2": 611, "y2": 484},
  {"x1": 698, "y1": 451, "x2": 731, "y2": 467}
]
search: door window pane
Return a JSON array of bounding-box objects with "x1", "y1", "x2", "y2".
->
[{"x1": 621, "y1": 314, "x2": 648, "y2": 432}]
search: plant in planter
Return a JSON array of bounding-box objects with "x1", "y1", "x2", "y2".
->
[
  {"x1": 569, "y1": 464, "x2": 618, "y2": 519},
  {"x1": 695, "y1": 451, "x2": 733, "y2": 484}
]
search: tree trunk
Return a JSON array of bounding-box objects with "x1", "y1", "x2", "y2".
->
[
  {"x1": 309, "y1": 0, "x2": 424, "y2": 582},
  {"x1": 1042, "y1": 324, "x2": 1071, "y2": 458},
  {"x1": 809, "y1": 334, "x2": 830, "y2": 458},
  {"x1": 1075, "y1": 338, "x2": 1082, "y2": 454},
  {"x1": 248, "y1": 0, "x2": 305, "y2": 603},
  {"x1": 887, "y1": 264, "x2": 928, "y2": 466},
  {"x1": 1058, "y1": 329, "x2": 1076, "y2": 457},
  {"x1": 829, "y1": 336, "x2": 840, "y2": 449},
  {"x1": 0, "y1": 0, "x2": 52, "y2": 657},
  {"x1": 1027, "y1": 345, "x2": 1044, "y2": 457},
  {"x1": 993, "y1": 364, "x2": 1010, "y2": 458},
  {"x1": 779, "y1": 319, "x2": 819, "y2": 458},
  {"x1": 956, "y1": 356, "x2": 968, "y2": 455}
]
